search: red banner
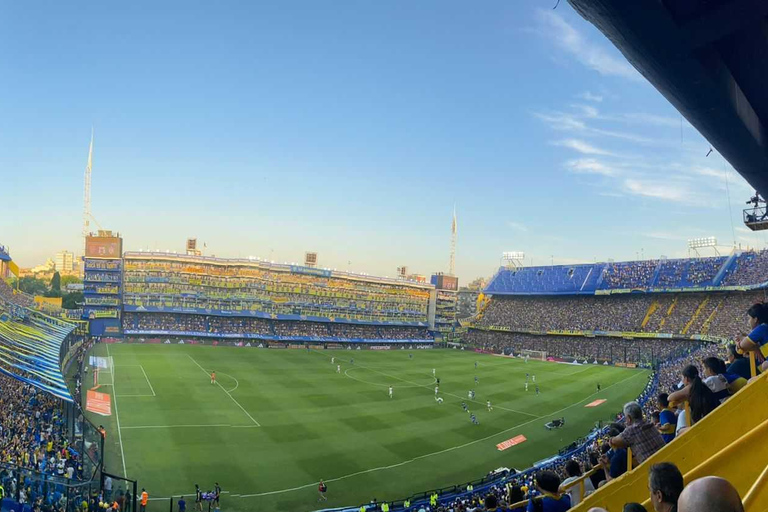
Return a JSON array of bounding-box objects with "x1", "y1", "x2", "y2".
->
[
  {"x1": 86, "y1": 390, "x2": 112, "y2": 416},
  {"x1": 496, "y1": 435, "x2": 527, "y2": 451}
]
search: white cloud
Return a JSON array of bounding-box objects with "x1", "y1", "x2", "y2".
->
[
  {"x1": 507, "y1": 221, "x2": 528, "y2": 232},
  {"x1": 641, "y1": 232, "x2": 689, "y2": 241},
  {"x1": 533, "y1": 112, "x2": 586, "y2": 131},
  {"x1": 571, "y1": 104, "x2": 599, "y2": 118},
  {"x1": 590, "y1": 127, "x2": 652, "y2": 143},
  {"x1": 623, "y1": 178, "x2": 689, "y2": 202},
  {"x1": 536, "y1": 10, "x2": 641, "y2": 81},
  {"x1": 534, "y1": 110, "x2": 652, "y2": 144},
  {"x1": 578, "y1": 91, "x2": 603, "y2": 102},
  {"x1": 553, "y1": 139, "x2": 616, "y2": 156},
  {"x1": 620, "y1": 113, "x2": 681, "y2": 128},
  {"x1": 565, "y1": 158, "x2": 617, "y2": 177}
]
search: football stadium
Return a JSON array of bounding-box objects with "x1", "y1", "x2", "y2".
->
[{"x1": 3, "y1": 1, "x2": 768, "y2": 512}]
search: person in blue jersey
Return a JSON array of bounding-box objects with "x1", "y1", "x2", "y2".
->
[
  {"x1": 527, "y1": 470, "x2": 570, "y2": 512},
  {"x1": 726, "y1": 344, "x2": 754, "y2": 381},
  {"x1": 737, "y1": 303, "x2": 768, "y2": 375},
  {"x1": 656, "y1": 393, "x2": 677, "y2": 444}
]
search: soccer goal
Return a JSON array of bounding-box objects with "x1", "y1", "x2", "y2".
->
[
  {"x1": 519, "y1": 349, "x2": 547, "y2": 361},
  {"x1": 89, "y1": 355, "x2": 114, "y2": 388}
]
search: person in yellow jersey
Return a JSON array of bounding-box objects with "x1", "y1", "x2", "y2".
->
[
  {"x1": 381, "y1": 502, "x2": 389, "y2": 512},
  {"x1": 403, "y1": 499, "x2": 410, "y2": 509}
]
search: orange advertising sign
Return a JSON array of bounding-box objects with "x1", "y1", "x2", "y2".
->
[
  {"x1": 496, "y1": 435, "x2": 527, "y2": 451},
  {"x1": 86, "y1": 390, "x2": 112, "y2": 416}
]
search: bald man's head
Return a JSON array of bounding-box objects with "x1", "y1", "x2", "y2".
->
[{"x1": 678, "y1": 477, "x2": 743, "y2": 512}]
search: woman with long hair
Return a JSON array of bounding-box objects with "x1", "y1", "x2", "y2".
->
[{"x1": 668, "y1": 365, "x2": 718, "y2": 434}]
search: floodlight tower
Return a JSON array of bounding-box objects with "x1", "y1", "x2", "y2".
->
[
  {"x1": 687, "y1": 236, "x2": 719, "y2": 257},
  {"x1": 82, "y1": 129, "x2": 94, "y2": 258}
]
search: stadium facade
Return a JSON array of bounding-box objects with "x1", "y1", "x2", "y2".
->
[{"x1": 77, "y1": 232, "x2": 466, "y2": 344}]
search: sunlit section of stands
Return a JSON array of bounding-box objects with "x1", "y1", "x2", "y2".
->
[
  {"x1": 0, "y1": 297, "x2": 76, "y2": 402},
  {"x1": 484, "y1": 250, "x2": 768, "y2": 295},
  {"x1": 572, "y1": 370, "x2": 768, "y2": 512}
]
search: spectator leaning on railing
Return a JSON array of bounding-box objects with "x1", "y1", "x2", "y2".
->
[{"x1": 610, "y1": 402, "x2": 665, "y2": 465}]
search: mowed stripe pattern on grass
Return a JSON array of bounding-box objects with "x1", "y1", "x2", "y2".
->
[{"x1": 88, "y1": 345, "x2": 650, "y2": 512}]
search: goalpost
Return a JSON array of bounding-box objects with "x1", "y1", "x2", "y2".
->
[
  {"x1": 89, "y1": 355, "x2": 114, "y2": 388},
  {"x1": 519, "y1": 349, "x2": 547, "y2": 361}
]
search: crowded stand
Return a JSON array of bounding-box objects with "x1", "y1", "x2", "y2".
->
[
  {"x1": 722, "y1": 248, "x2": 768, "y2": 286},
  {"x1": 122, "y1": 312, "x2": 433, "y2": 341},
  {"x1": 476, "y1": 291, "x2": 766, "y2": 341},
  {"x1": 122, "y1": 253, "x2": 431, "y2": 325},
  {"x1": 602, "y1": 260, "x2": 658, "y2": 289},
  {"x1": 478, "y1": 295, "x2": 653, "y2": 333},
  {"x1": 485, "y1": 249, "x2": 768, "y2": 295},
  {"x1": 0, "y1": 289, "x2": 108, "y2": 512},
  {"x1": 465, "y1": 331, "x2": 705, "y2": 367},
  {"x1": 0, "y1": 279, "x2": 35, "y2": 308}
]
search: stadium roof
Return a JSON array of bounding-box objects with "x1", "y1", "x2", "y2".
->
[{"x1": 568, "y1": 0, "x2": 768, "y2": 198}]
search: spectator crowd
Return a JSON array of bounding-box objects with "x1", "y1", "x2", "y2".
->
[
  {"x1": 476, "y1": 290, "x2": 766, "y2": 340},
  {"x1": 123, "y1": 312, "x2": 432, "y2": 341}
]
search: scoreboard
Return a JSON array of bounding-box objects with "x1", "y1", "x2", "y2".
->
[
  {"x1": 85, "y1": 236, "x2": 123, "y2": 259},
  {"x1": 431, "y1": 273, "x2": 459, "y2": 291}
]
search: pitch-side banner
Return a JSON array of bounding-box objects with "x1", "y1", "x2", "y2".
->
[{"x1": 86, "y1": 390, "x2": 111, "y2": 416}]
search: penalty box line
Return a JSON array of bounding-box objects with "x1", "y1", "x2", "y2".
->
[
  {"x1": 187, "y1": 355, "x2": 261, "y2": 427},
  {"x1": 113, "y1": 364, "x2": 156, "y2": 397}
]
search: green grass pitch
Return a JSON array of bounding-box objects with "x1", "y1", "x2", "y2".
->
[{"x1": 85, "y1": 344, "x2": 650, "y2": 512}]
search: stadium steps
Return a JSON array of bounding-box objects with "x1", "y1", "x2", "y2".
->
[
  {"x1": 649, "y1": 261, "x2": 664, "y2": 288},
  {"x1": 572, "y1": 371, "x2": 768, "y2": 512},
  {"x1": 640, "y1": 301, "x2": 659, "y2": 329},
  {"x1": 698, "y1": 297, "x2": 724, "y2": 335},
  {"x1": 712, "y1": 251, "x2": 740, "y2": 285},
  {"x1": 658, "y1": 296, "x2": 677, "y2": 330},
  {"x1": 681, "y1": 297, "x2": 709, "y2": 335}
]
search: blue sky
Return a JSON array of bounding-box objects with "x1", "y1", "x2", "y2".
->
[{"x1": 0, "y1": 1, "x2": 763, "y2": 281}]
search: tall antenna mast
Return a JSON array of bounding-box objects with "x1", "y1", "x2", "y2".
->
[
  {"x1": 449, "y1": 204, "x2": 457, "y2": 276},
  {"x1": 82, "y1": 128, "x2": 93, "y2": 257}
]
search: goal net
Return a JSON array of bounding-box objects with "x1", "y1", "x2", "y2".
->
[
  {"x1": 519, "y1": 349, "x2": 547, "y2": 361},
  {"x1": 89, "y1": 355, "x2": 114, "y2": 388}
]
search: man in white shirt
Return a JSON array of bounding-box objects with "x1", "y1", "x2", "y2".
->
[{"x1": 560, "y1": 459, "x2": 594, "y2": 506}]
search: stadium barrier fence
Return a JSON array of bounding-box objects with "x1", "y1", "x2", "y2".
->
[{"x1": 0, "y1": 461, "x2": 103, "y2": 512}]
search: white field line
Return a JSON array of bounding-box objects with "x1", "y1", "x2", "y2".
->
[
  {"x1": 328, "y1": 352, "x2": 540, "y2": 419},
  {"x1": 187, "y1": 355, "x2": 260, "y2": 427},
  {"x1": 139, "y1": 365, "x2": 156, "y2": 397},
  {"x1": 116, "y1": 394, "x2": 155, "y2": 398},
  {"x1": 232, "y1": 370, "x2": 649, "y2": 499},
  {"x1": 147, "y1": 491, "x2": 230, "y2": 502},
  {"x1": 106, "y1": 344, "x2": 128, "y2": 478},
  {"x1": 360, "y1": 363, "x2": 540, "y2": 419},
  {"x1": 215, "y1": 371, "x2": 239, "y2": 393},
  {"x1": 123, "y1": 424, "x2": 231, "y2": 429},
  {"x1": 122, "y1": 424, "x2": 261, "y2": 430},
  {"x1": 344, "y1": 367, "x2": 436, "y2": 389}
]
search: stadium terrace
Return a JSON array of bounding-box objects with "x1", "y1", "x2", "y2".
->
[{"x1": 484, "y1": 250, "x2": 768, "y2": 295}]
